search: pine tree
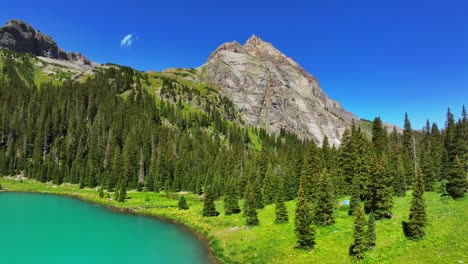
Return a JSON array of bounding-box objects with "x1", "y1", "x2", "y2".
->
[
  {"x1": 350, "y1": 203, "x2": 367, "y2": 260},
  {"x1": 403, "y1": 166, "x2": 426, "y2": 239},
  {"x1": 275, "y1": 176, "x2": 289, "y2": 224},
  {"x1": 371, "y1": 117, "x2": 388, "y2": 155},
  {"x1": 402, "y1": 113, "x2": 415, "y2": 186},
  {"x1": 262, "y1": 162, "x2": 277, "y2": 205},
  {"x1": 244, "y1": 182, "x2": 259, "y2": 226},
  {"x1": 224, "y1": 179, "x2": 241, "y2": 215},
  {"x1": 294, "y1": 174, "x2": 315, "y2": 250},
  {"x1": 349, "y1": 180, "x2": 360, "y2": 216},
  {"x1": 446, "y1": 155, "x2": 467, "y2": 199},
  {"x1": 367, "y1": 213, "x2": 376, "y2": 249},
  {"x1": 394, "y1": 154, "x2": 406, "y2": 197},
  {"x1": 178, "y1": 195, "x2": 189, "y2": 210},
  {"x1": 98, "y1": 186, "x2": 104, "y2": 198},
  {"x1": 117, "y1": 179, "x2": 127, "y2": 202},
  {"x1": 202, "y1": 185, "x2": 219, "y2": 217},
  {"x1": 301, "y1": 143, "x2": 322, "y2": 202},
  {"x1": 365, "y1": 153, "x2": 393, "y2": 219},
  {"x1": 314, "y1": 169, "x2": 335, "y2": 226},
  {"x1": 253, "y1": 177, "x2": 264, "y2": 209}
]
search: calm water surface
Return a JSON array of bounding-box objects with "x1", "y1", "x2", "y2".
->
[{"x1": 0, "y1": 192, "x2": 213, "y2": 264}]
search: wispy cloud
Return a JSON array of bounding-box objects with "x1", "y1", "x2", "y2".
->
[{"x1": 120, "y1": 34, "x2": 136, "y2": 47}]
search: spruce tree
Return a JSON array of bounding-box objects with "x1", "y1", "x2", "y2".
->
[
  {"x1": 394, "y1": 154, "x2": 406, "y2": 197},
  {"x1": 349, "y1": 178, "x2": 360, "y2": 216},
  {"x1": 224, "y1": 179, "x2": 241, "y2": 215},
  {"x1": 253, "y1": 177, "x2": 264, "y2": 209},
  {"x1": 403, "y1": 166, "x2": 426, "y2": 239},
  {"x1": 371, "y1": 117, "x2": 388, "y2": 154},
  {"x1": 367, "y1": 212, "x2": 376, "y2": 249},
  {"x1": 262, "y1": 162, "x2": 277, "y2": 205},
  {"x1": 275, "y1": 176, "x2": 289, "y2": 224},
  {"x1": 314, "y1": 169, "x2": 335, "y2": 227},
  {"x1": 365, "y1": 153, "x2": 393, "y2": 219},
  {"x1": 117, "y1": 179, "x2": 127, "y2": 202},
  {"x1": 350, "y1": 203, "x2": 367, "y2": 260},
  {"x1": 446, "y1": 155, "x2": 467, "y2": 199},
  {"x1": 244, "y1": 182, "x2": 259, "y2": 226},
  {"x1": 178, "y1": 195, "x2": 189, "y2": 210},
  {"x1": 401, "y1": 113, "x2": 415, "y2": 186},
  {"x1": 202, "y1": 185, "x2": 219, "y2": 217},
  {"x1": 294, "y1": 174, "x2": 315, "y2": 250},
  {"x1": 301, "y1": 143, "x2": 323, "y2": 202},
  {"x1": 98, "y1": 186, "x2": 104, "y2": 198}
]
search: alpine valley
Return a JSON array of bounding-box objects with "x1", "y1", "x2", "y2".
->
[{"x1": 0, "y1": 19, "x2": 467, "y2": 264}]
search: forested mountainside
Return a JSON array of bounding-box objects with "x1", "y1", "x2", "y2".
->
[
  {"x1": 0, "y1": 19, "x2": 467, "y2": 263},
  {"x1": 0, "y1": 47, "x2": 466, "y2": 207},
  {"x1": 0, "y1": 19, "x2": 395, "y2": 146}
]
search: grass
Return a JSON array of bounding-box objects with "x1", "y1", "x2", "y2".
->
[{"x1": 0, "y1": 177, "x2": 466, "y2": 264}]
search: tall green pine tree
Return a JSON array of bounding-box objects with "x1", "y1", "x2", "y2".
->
[
  {"x1": 403, "y1": 166, "x2": 427, "y2": 239},
  {"x1": 275, "y1": 176, "x2": 289, "y2": 224},
  {"x1": 350, "y1": 203, "x2": 367, "y2": 260},
  {"x1": 244, "y1": 182, "x2": 259, "y2": 226},
  {"x1": 314, "y1": 169, "x2": 335, "y2": 226},
  {"x1": 202, "y1": 185, "x2": 219, "y2": 217},
  {"x1": 294, "y1": 174, "x2": 316, "y2": 250},
  {"x1": 446, "y1": 155, "x2": 467, "y2": 199}
]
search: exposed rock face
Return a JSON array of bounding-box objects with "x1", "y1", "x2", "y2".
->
[
  {"x1": 201, "y1": 35, "x2": 359, "y2": 146},
  {"x1": 0, "y1": 19, "x2": 91, "y2": 66}
]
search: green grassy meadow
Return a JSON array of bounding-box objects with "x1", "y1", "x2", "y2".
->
[{"x1": 1, "y1": 178, "x2": 466, "y2": 264}]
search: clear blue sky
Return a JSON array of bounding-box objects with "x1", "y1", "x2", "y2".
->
[{"x1": 3, "y1": 0, "x2": 467, "y2": 129}]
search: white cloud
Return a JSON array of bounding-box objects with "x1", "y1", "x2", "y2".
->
[{"x1": 120, "y1": 34, "x2": 135, "y2": 47}]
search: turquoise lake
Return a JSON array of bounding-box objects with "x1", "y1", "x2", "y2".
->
[{"x1": 0, "y1": 192, "x2": 214, "y2": 264}]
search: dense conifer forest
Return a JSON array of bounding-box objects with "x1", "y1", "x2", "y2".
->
[{"x1": 0, "y1": 49, "x2": 467, "y2": 258}]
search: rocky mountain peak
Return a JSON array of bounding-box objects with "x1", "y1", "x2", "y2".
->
[
  {"x1": 5, "y1": 19, "x2": 35, "y2": 34},
  {"x1": 0, "y1": 19, "x2": 91, "y2": 66},
  {"x1": 243, "y1": 35, "x2": 287, "y2": 63},
  {"x1": 206, "y1": 40, "x2": 246, "y2": 62},
  {"x1": 245, "y1": 34, "x2": 264, "y2": 46},
  {"x1": 201, "y1": 35, "x2": 360, "y2": 146}
]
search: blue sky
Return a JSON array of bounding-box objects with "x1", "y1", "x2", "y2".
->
[{"x1": 2, "y1": 0, "x2": 467, "y2": 129}]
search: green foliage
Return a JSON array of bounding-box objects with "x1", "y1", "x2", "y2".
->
[
  {"x1": 403, "y1": 166, "x2": 426, "y2": 239},
  {"x1": 446, "y1": 155, "x2": 467, "y2": 199},
  {"x1": 314, "y1": 169, "x2": 335, "y2": 227},
  {"x1": 244, "y1": 182, "x2": 259, "y2": 226},
  {"x1": 98, "y1": 186, "x2": 104, "y2": 198},
  {"x1": 301, "y1": 144, "x2": 322, "y2": 202},
  {"x1": 365, "y1": 153, "x2": 393, "y2": 219},
  {"x1": 275, "y1": 176, "x2": 289, "y2": 224},
  {"x1": 203, "y1": 186, "x2": 219, "y2": 217},
  {"x1": 117, "y1": 179, "x2": 127, "y2": 202},
  {"x1": 178, "y1": 195, "x2": 189, "y2": 210},
  {"x1": 394, "y1": 155, "x2": 407, "y2": 197},
  {"x1": 262, "y1": 163, "x2": 277, "y2": 205},
  {"x1": 367, "y1": 212, "x2": 376, "y2": 249},
  {"x1": 224, "y1": 180, "x2": 241, "y2": 215},
  {"x1": 350, "y1": 203, "x2": 367, "y2": 260},
  {"x1": 294, "y1": 175, "x2": 315, "y2": 250}
]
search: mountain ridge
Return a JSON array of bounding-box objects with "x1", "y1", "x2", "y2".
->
[
  {"x1": 0, "y1": 19, "x2": 92, "y2": 67},
  {"x1": 0, "y1": 19, "x2": 400, "y2": 145}
]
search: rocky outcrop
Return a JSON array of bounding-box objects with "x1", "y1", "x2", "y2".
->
[
  {"x1": 200, "y1": 35, "x2": 360, "y2": 146},
  {"x1": 0, "y1": 19, "x2": 91, "y2": 66}
]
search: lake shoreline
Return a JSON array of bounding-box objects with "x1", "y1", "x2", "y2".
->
[{"x1": 1, "y1": 180, "x2": 223, "y2": 264}]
